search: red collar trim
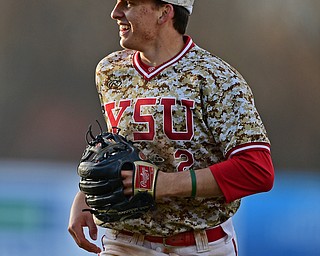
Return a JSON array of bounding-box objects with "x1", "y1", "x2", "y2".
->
[{"x1": 133, "y1": 35, "x2": 195, "y2": 81}]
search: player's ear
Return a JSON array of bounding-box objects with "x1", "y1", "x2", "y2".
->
[{"x1": 158, "y1": 4, "x2": 174, "y2": 24}]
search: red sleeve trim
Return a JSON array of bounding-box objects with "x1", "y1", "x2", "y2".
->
[
  {"x1": 210, "y1": 148, "x2": 274, "y2": 203},
  {"x1": 226, "y1": 142, "x2": 271, "y2": 159}
]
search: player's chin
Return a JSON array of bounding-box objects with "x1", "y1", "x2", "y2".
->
[
  {"x1": 120, "y1": 40, "x2": 130, "y2": 50},
  {"x1": 120, "y1": 41, "x2": 132, "y2": 50},
  {"x1": 119, "y1": 37, "x2": 138, "y2": 51},
  {"x1": 119, "y1": 35, "x2": 128, "y2": 46}
]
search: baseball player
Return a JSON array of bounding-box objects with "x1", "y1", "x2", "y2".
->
[{"x1": 68, "y1": 0, "x2": 275, "y2": 255}]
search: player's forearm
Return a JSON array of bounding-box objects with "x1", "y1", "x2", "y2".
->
[
  {"x1": 155, "y1": 168, "x2": 223, "y2": 199},
  {"x1": 71, "y1": 191, "x2": 88, "y2": 211},
  {"x1": 156, "y1": 150, "x2": 274, "y2": 201}
]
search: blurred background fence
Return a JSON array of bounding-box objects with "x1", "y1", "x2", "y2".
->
[{"x1": 1, "y1": 0, "x2": 319, "y2": 255}]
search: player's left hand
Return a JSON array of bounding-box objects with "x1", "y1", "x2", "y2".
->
[{"x1": 77, "y1": 125, "x2": 159, "y2": 223}]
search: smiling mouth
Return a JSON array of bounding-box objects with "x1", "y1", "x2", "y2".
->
[{"x1": 119, "y1": 24, "x2": 131, "y2": 36}]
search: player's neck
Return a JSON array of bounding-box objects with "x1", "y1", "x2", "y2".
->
[{"x1": 139, "y1": 33, "x2": 185, "y2": 67}]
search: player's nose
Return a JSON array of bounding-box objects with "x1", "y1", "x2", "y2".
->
[{"x1": 111, "y1": 2, "x2": 125, "y2": 20}]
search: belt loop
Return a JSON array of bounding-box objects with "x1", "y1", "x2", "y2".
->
[
  {"x1": 194, "y1": 230, "x2": 210, "y2": 253},
  {"x1": 220, "y1": 218, "x2": 235, "y2": 243},
  {"x1": 130, "y1": 233, "x2": 145, "y2": 246},
  {"x1": 111, "y1": 229, "x2": 119, "y2": 240}
]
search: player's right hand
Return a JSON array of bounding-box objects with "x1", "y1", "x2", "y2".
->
[{"x1": 68, "y1": 191, "x2": 102, "y2": 254}]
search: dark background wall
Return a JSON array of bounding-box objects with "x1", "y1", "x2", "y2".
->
[{"x1": 1, "y1": 0, "x2": 319, "y2": 170}]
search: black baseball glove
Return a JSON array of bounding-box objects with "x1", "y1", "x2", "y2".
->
[{"x1": 77, "y1": 124, "x2": 159, "y2": 224}]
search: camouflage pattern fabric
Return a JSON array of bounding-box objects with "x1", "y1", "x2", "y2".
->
[{"x1": 94, "y1": 36, "x2": 269, "y2": 236}]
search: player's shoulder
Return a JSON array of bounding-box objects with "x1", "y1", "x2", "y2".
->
[
  {"x1": 190, "y1": 45, "x2": 250, "y2": 94},
  {"x1": 191, "y1": 45, "x2": 240, "y2": 78},
  {"x1": 96, "y1": 49, "x2": 135, "y2": 72}
]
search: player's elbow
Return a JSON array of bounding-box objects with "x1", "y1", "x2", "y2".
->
[
  {"x1": 259, "y1": 153, "x2": 275, "y2": 192},
  {"x1": 238, "y1": 149, "x2": 275, "y2": 195},
  {"x1": 257, "y1": 166, "x2": 274, "y2": 192},
  {"x1": 250, "y1": 155, "x2": 275, "y2": 193}
]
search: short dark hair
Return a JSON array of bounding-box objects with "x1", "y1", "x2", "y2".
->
[{"x1": 155, "y1": 0, "x2": 190, "y2": 34}]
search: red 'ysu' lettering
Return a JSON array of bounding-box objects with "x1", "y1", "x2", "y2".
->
[
  {"x1": 160, "y1": 98, "x2": 195, "y2": 141},
  {"x1": 104, "y1": 100, "x2": 131, "y2": 133},
  {"x1": 133, "y1": 98, "x2": 156, "y2": 141},
  {"x1": 103, "y1": 98, "x2": 195, "y2": 140}
]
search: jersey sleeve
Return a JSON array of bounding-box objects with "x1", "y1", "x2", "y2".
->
[
  {"x1": 95, "y1": 50, "x2": 136, "y2": 127},
  {"x1": 200, "y1": 59, "x2": 274, "y2": 201},
  {"x1": 200, "y1": 62, "x2": 270, "y2": 157},
  {"x1": 95, "y1": 54, "x2": 111, "y2": 109}
]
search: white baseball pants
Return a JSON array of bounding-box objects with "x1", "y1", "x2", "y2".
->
[{"x1": 99, "y1": 218, "x2": 238, "y2": 256}]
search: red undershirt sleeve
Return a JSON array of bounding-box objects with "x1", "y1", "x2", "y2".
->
[{"x1": 209, "y1": 149, "x2": 274, "y2": 203}]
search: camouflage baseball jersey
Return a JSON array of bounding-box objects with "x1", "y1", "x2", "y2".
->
[{"x1": 95, "y1": 36, "x2": 270, "y2": 236}]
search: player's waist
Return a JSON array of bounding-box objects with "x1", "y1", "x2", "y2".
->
[{"x1": 117, "y1": 225, "x2": 226, "y2": 247}]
